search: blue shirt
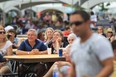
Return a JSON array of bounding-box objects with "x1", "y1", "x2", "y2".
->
[{"x1": 18, "y1": 39, "x2": 47, "y2": 52}]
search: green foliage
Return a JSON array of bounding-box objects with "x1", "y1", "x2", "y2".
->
[{"x1": 99, "y1": 3, "x2": 110, "y2": 11}]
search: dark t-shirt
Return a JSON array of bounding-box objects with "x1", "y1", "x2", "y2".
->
[
  {"x1": 18, "y1": 39, "x2": 47, "y2": 65},
  {"x1": 18, "y1": 39, "x2": 47, "y2": 51}
]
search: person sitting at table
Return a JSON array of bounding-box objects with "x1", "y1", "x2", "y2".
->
[
  {"x1": 16, "y1": 29, "x2": 47, "y2": 77},
  {"x1": 7, "y1": 29, "x2": 19, "y2": 49},
  {"x1": 0, "y1": 25, "x2": 13, "y2": 74},
  {"x1": 65, "y1": 33, "x2": 77, "y2": 50},
  {"x1": 44, "y1": 27, "x2": 54, "y2": 47},
  {"x1": 44, "y1": 33, "x2": 77, "y2": 77},
  {"x1": 48, "y1": 30, "x2": 68, "y2": 54},
  {"x1": 45, "y1": 30, "x2": 68, "y2": 72},
  {"x1": 37, "y1": 29, "x2": 45, "y2": 42}
]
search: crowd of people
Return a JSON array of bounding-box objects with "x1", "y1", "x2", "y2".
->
[{"x1": 0, "y1": 10, "x2": 116, "y2": 77}]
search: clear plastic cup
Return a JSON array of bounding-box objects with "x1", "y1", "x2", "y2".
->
[{"x1": 47, "y1": 48, "x2": 52, "y2": 54}]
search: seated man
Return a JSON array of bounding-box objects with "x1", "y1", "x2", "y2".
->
[{"x1": 16, "y1": 29, "x2": 47, "y2": 77}]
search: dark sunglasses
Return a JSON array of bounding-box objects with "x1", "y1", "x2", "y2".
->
[
  {"x1": 107, "y1": 31, "x2": 112, "y2": 33},
  {"x1": 0, "y1": 31, "x2": 5, "y2": 34},
  {"x1": 70, "y1": 21, "x2": 84, "y2": 26}
]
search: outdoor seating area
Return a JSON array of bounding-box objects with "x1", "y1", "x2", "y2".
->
[{"x1": 0, "y1": 0, "x2": 116, "y2": 77}]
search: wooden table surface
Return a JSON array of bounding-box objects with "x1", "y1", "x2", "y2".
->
[{"x1": 4, "y1": 54, "x2": 65, "y2": 63}]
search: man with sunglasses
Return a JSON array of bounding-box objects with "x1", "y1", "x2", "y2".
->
[{"x1": 69, "y1": 10, "x2": 114, "y2": 77}]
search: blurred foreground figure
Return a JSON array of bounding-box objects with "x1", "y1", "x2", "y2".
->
[{"x1": 70, "y1": 10, "x2": 114, "y2": 77}]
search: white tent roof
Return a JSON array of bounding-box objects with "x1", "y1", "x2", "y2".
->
[
  {"x1": 0, "y1": 0, "x2": 115, "y2": 13},
  {"x1": 0, "y1": 0, "x2": 78, "y2": 13},
  {"x1": 81, "y1": 0, "x2": 116, "y2": 9}
]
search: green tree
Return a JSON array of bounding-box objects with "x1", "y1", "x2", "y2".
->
[{"x1": 99, "y1": 3, "x2": 110, "y2": 11}]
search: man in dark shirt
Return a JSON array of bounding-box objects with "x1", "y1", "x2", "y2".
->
[{"x1": 16, "y1": 29, "x2": 47, "y2": 77}]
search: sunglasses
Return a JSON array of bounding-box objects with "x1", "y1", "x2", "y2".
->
[
  {"x1": 70, "y1": 21, "x2": 84, "y2": 26},
  {"x1": 107, "y1": 31, "x2": 112, "y2": 33},
  {"x1": 0, "y1": 31, "x2": 5, "y2": 34}
]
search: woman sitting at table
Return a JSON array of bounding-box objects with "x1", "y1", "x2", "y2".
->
[
  {"x1": 65, "y1": 33, "x2": 77, "y2": 50},
  {"x1": 45, "y1": 30, "x2": 67, "y2": 72},
  {"x1": 0, "y1": 25, "x2": 13, "y2": 74},
  {"x1": 7, "y1": 29, "x2": 19, "y2": 48},
  {"x1": 44, "y1": 27, "x2": 54, "y2": 47},
  {"x1": 48, "y1": 30, "x2": 68, "y2": 54},
  {"x1": 44, "y1": 33, "x2": 77, "y2": 77},
  {"x1": 37, "y1": 29, "x2": 45, "y2": 42}
]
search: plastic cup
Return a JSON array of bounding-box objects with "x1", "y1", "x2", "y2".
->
[{"x1": 47, "y1": 48, "x2": 51, "y2": 54}]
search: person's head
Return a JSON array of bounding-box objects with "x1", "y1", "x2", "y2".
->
[
  {"x1": 70, "y1": 10, "x2": 91, "y2": 37},
  {"x1": 53, "y1": 30, "x2": 63, "y2": 42},
  {"x1": 27, "y1": 29, "x2": 37, "y2": 42},
  {"x1": 106, "y1": 28, "x2": 113, "y2": 37},
  {"x1": 67, "y1": 33, "x2": 77, "y2": 44},
  {"x1": 97, "y1": 26, "x2": 104, "y2": 34},
  {"x1": 46, "y1": 13, "x2": 49, "y2": 16},
  {"x1": 7, "y1": 29, "x2": 16, "y2": 39},
  {"x1": 4, "y1": 26, "x2": 14, "y2": 32},
  {"x1": 37, "y1": 30, "x2": 45, "y2": 41},
  {"x1": 0, "y1": 25, "x2": 6, "y2": 42},
  {"x1": 65, "y1": 26, "x2": 70, "y2": 31},
  {"x1": 45, "y1": 27, "x2": 54, "y2": 40}
]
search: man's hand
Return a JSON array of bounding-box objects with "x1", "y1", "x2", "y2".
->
[{"x1": 31, "y1": 49, "x2": 40, "y2": 55}]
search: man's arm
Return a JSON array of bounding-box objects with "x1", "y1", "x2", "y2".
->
[
  {"x1": 16, "y1": 49, "x2": 48, "y2": 55},
  {"x1": 70, "y1": 62, "x2": 76, "y2": 77},
  {"x1": 96, "y1": 58, "x2": 114, "y2": 77},
  {"x1": 32, "y1": 49, "x2": 48, "y2": 55},
  {"x1": 16, "y1": 50, "x2": 34, "y2": 55},
  {"x1": 39, "y1": 50, "x2": 47, "y2": 54},
  {"x1": 16, "y1": 41, "x2": 29, "y2": 55},
  {"x1": 94, "y1": 38, "x2": 114, "y2": 77}
]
